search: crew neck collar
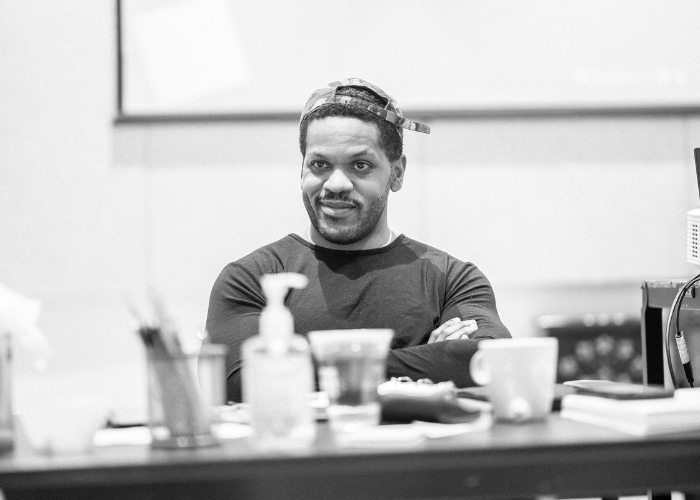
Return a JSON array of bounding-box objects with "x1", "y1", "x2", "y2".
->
[{"x1": 289, "y1": 233, "x2": 405, "y2": 255}]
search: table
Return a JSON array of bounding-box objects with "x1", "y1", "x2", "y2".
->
[{"x1": 0, "y1": 416, "x2": 699, "y2": 500}]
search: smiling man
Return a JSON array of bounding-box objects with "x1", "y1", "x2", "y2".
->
[
  {"x1": 207, "y1": 78, "x2": 511, "y2": 403},
  {"x1": 300, "y1": 107, "x2": 400, "y2": 250}
]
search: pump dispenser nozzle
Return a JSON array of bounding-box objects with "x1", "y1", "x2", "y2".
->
[{"x1": 259, "y1": 273, "x2": 308, "y2": 339}]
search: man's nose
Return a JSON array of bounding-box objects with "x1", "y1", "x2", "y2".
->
[{"x1": 323, "y1": 168, "x2": 353, "y2": 193}]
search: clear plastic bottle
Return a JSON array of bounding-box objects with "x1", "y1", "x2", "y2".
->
[{"x1": 241, "y1": 273, "x2": 316, "y2": 450}]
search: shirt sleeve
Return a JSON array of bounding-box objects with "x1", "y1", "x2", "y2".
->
[
  {"x1": 386, "y1": 258, "x2": 511, "y2": 387},
  {"x1": 205, "y1": 262, "x2": 265, "y2": 403},
  {"x1": 386, "y1": 339, "x2": 482, "y2": 387},
  {"x1": 441, "y1": 258, "x2": 510, "y2": 340}
]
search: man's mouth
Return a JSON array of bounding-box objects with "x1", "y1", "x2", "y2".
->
[{"x1": 318, "y1": 199, "x2": 358, "y2": 218}]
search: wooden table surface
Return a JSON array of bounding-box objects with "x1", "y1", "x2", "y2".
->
[{"x1": 0, "y1": 415, "x2": 699, "y2": 500}]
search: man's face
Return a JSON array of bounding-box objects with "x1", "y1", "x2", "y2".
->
[{"x1": 300, "y1": 116, "x2": 404, "y2": 246}]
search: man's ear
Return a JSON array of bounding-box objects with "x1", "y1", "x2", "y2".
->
[{"x1": 390, "y1": 155, "x2": 407, "y2": 192}]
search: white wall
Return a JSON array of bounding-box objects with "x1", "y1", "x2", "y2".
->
[
  {"x1": 1, "y1": 0, "x2": 149, "y2": 412},
  {"x1": 2, "y1": 1, "x2": 699, "y2": 415}
]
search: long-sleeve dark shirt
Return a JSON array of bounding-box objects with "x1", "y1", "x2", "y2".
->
[{"x1": 206, "y1": 234, "x2": 511, "y2": 402}]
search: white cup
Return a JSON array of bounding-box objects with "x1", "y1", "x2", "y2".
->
[
  {"x1": 469, "y1": 337, "x2": 558, "y2": 423},
  {"x1": 18, "y1": 398, "x2": 108, "y2": 454}
]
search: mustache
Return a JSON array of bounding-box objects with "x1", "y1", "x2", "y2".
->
[{"x1": 316, "y1": 192, "x2": 363, "y2": 209}]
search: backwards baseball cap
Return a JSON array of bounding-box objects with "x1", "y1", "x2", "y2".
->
[{"x1": 300, "y1": 78, "x2": 431, "y2": 138}]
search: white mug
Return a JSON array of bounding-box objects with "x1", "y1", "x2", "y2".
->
[{"x1": 469, "y1": 337, "x2": 558, "y2": 422}]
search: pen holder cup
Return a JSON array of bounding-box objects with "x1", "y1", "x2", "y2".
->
[
  {"x1": 147, "y1": 344, "x2": 228, "y2": 449},
  {"x1": 0, "y1": 332, "x2": 13, "y2": 452}
]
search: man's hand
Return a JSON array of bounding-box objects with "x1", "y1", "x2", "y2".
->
[{"x1": 428, "y1": 317, "x2": 478, "y2": 344}]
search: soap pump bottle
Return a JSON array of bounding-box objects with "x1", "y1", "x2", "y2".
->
[{"x1": 241, "y1": 272, "x2": 316, "y2": 450}]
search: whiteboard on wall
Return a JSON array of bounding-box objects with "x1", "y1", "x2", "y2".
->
[{"x1": 119, "y1": 0, "x2": 700, "y2": 116}]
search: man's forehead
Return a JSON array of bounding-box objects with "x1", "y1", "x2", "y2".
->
[
  {"x1": 306, "y1": 117, "x2": 383, "y2": 147},
  {"x1": 306, "y1": 144, "x2": 381, "y2": 158},
  {"x1": 305, "y1": 121, "x2": 388, "y2": 163}
]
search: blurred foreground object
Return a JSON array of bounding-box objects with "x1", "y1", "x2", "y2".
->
[
  {"x1": 308, "y1": 329, "x2": 393, "y2": 433},
  {"x1": 17, "y1": 398, "x2": 107, "y2": 455},
  {"x1": 561, "y1": 387, "x2": 700, "y2": 436},
  {"x1": 0, "y1": 282, "x2": 52, "y2": 452},
  {"x1": 242, "y1": 273, "x2": 316, "y2": 451},
  {"x1": 132, "y1": 295, "x2": 224, "y2": 448},
  {"x1": 0, "y1": 282, "x2": 51, "y2": 370},
  {"x1": 470, "y1": 338, "x2": 559, "y2": 423},
  {"x1": 378, "y1": 377, "x2": 484, "y2": 425},
  {"x1": 0, "y1": 333, "x2": 11, "y2": 451}
]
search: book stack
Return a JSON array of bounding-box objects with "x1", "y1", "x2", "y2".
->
[{"x1": 561, "y1": 388, "x2": 700, "y2": 436}]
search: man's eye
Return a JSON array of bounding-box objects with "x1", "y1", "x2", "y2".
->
[
  {"x1": 354, "y1": 162, "x2": 371, "y2": 171},
  {"x1": 309, "y1": 160, "x2": 328, "y2": 169}
]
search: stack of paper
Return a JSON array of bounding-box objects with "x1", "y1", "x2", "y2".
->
[{"x1": 561, "y1": 388, "x2": 700, "y2": 436}]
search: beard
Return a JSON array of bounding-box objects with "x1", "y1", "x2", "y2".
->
[{"x1": 303, "y1": 181, "x2": 391, "y2": 245}]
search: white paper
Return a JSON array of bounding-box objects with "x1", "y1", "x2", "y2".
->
[
  {"x1": 335, "y1": 425, "x2": 426, "y2": 449},
  {"x1": 93, "y1": 422, "x2": 251, "y2": 447},
  {"x1": 412, "y1": 414, "x2": 493, "y2": 438},
  {"x1": 94, "y1": 427, "x2": 152, "y2": 447}
]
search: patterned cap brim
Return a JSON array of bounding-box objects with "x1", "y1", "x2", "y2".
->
[{"x1": 300, "y1": 79, "x2": 430, "y2": 135}]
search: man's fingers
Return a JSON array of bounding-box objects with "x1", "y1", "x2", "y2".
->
[
  {"x1": 439, "y1": 322, "x2": 476, "y2": 338},
  {"x1": 442, "y1": 324, "x2": 478, "y2": 341},
  {"x1": 443, "y1": 325, "x2": 478, "y2": 341},
  {"x1": 428, "y1": 317, "x2": 460, "y2": 343},
  {"x1": 429, "y1": 318, "x2": 462, "y2": 343},
  {"x1": 429, "y1": 319, "x2": 477, "y2": 343}
]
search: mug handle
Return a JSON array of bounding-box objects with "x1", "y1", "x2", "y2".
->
[{"x1": 469, "y1": 350, "x2": 490, "y2": 385}]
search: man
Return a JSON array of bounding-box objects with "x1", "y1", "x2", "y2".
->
[{"x1": 207, "y1": 78, "x2": 511, "y2": 403}]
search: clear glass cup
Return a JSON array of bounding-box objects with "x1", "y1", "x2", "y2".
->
[
  {"x1": 147, "y1": 343, "x2": 228, "y2": 448},
  {"x1": 196, "y1": 343, "x2": 229, "y2": 411},
  {"x1": 308, "y1": 329, "x2": 393, "y2": 433},
  {"x1": 0, "y1": 332, "x2": 12, "y2": 451}
]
